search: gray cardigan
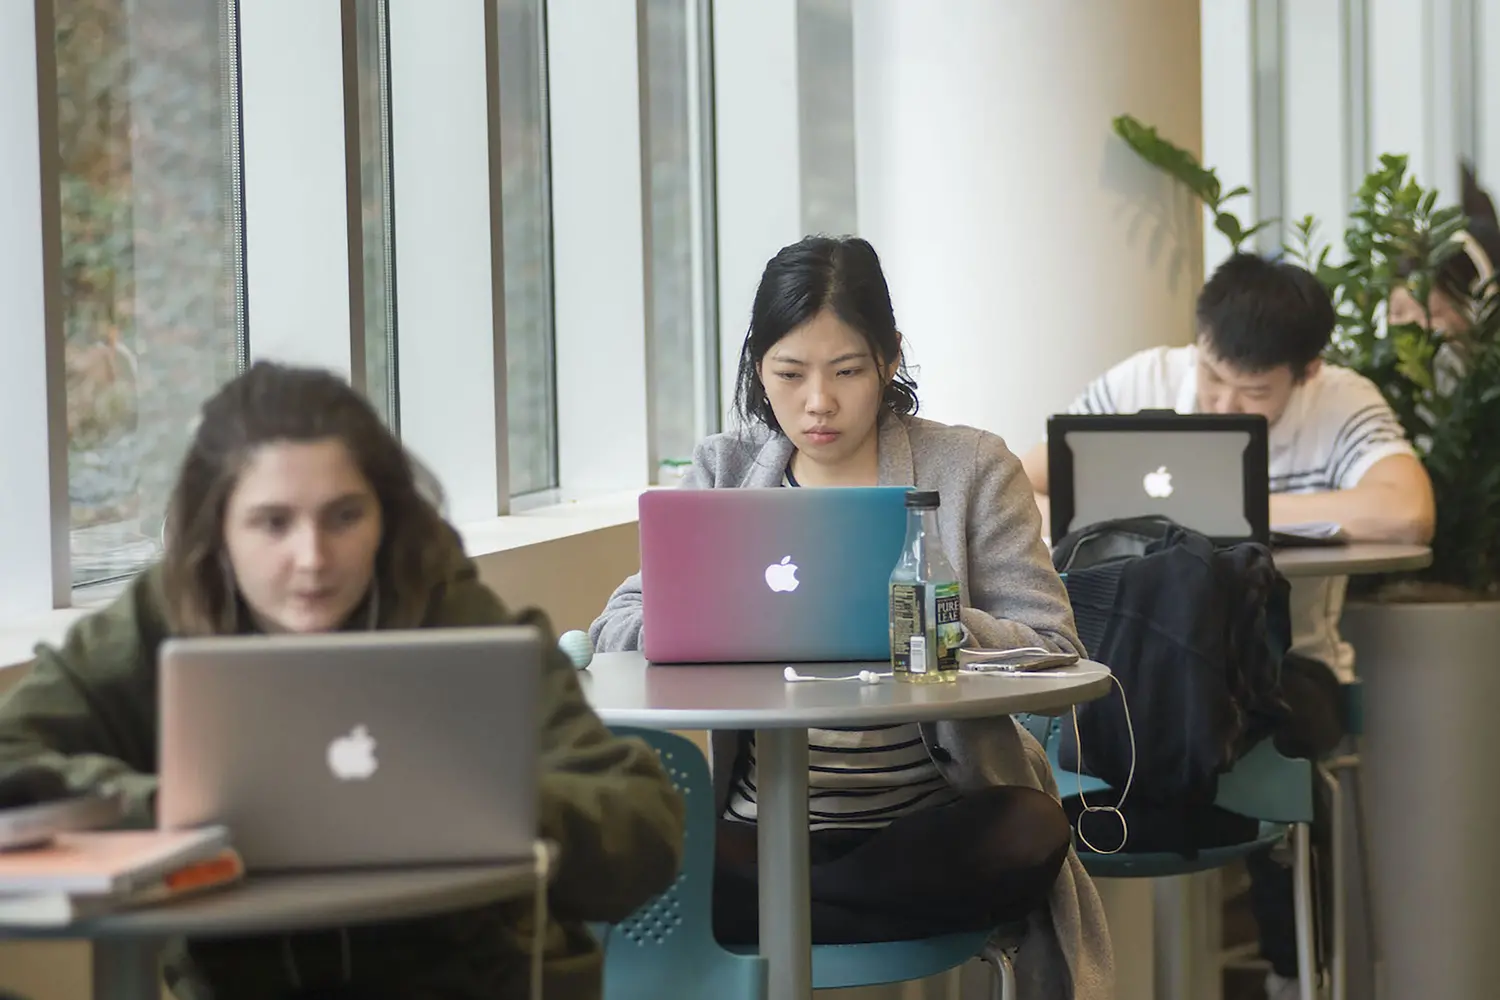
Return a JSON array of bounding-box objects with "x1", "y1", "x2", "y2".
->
[{"x1": 590, "y1": 415, "x2": 1112, "y2": 1000}]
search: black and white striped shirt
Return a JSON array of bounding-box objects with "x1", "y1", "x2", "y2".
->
[{"x1": 725, "y1": 725, "x2": 960, "y2": 830}]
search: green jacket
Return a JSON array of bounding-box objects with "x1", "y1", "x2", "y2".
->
[{"x1": 0, "y1": 551, "x2": 684, "y2": 999}]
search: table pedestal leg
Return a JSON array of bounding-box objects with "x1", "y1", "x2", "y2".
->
[
  {"x1": 92, "y1": 939, "x2": 161, "y2": 1000},
  {"x1": 756, "y1": 727, "x2": 812, "y2": 999}
]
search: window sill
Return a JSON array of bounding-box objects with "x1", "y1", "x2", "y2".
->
[
  {"x1": 0, "y1": 489, "x2": 650, "y2": 674},
  {"x1": 458, "y1": 488, "x2": 646, "y2": 554}
]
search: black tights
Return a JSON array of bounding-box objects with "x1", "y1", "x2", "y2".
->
[{"x1": 712, "y1": 785, "x2": 1072, "y2": 945}]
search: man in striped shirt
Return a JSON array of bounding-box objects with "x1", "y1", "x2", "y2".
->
[
  {"x1": 1020, "y1": 252, "x2": 1434, "y2": 1000},
  {"x1": 1021, "y1": 252, "x2": 1435, "y2": 681}
]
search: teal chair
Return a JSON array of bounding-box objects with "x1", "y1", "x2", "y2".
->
[
  {"x1": 1045, "y1": 719, "x2": 1320, "y2": 1000},
  {"x1": 596, "y1": 727, "x2": 765, "y2": 1000},
  {"x1": 602, "y1": 727, "x2": 1025, "y2": 1000}
]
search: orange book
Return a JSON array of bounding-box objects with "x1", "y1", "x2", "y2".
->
[
  {"x1": 0, "y1": 847, "x2": 244, "y2": 927},
  {"x1": 0, "y1": 826, "x2": 228, "y2": 896}
]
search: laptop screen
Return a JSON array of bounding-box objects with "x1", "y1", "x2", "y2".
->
[{"x1": 1047, "y1": 413, "x2": 1269, "y2": 545}]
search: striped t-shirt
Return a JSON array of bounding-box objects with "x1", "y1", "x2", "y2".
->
[
  {"x1": 1066, "y1": 344, "x2": 1416, "y2": 679},
  {"x1": 722, "y1": 461, "x2": 960, "y2": 831},
  {"x1": 724, "y1": 725, "x2": 961, "y2": 830}
]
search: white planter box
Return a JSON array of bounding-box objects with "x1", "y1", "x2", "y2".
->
[{"x1": 1339, "y1": 600, "x2": 1500, "y2": 1000}]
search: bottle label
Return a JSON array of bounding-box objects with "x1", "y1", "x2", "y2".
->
[
  {"x1": 890, "y1": 581, "x2": 960, "y2": 674},
  {"x1": 934, "y1": 581, "x2": 962, "y2": 670},
  {"x1": 890, "y1": 583, "x2": 920, "y2": 673},
  {"x1": 908, "y1": 634, "x2": 927, "y2": 674}
]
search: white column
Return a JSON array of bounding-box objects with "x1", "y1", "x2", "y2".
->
[
  {"x1": 712, "y1": 0, "x2": 802, "y2": 425},
  {"x1": 547, "y1": 0, "x2": 653, "y2": 494},
  {"x1": 0, "y1": 0, "x2": 69, "y2": 615},
  {"x1": 853, "y1": 0, "x2": 1203, "y2": 452},
  {"x1": 238, "y1": 0, "x2": 356, "y2": 376}
]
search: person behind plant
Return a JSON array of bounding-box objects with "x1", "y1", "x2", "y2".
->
[
  {"x1": 1388, "y1": 164, "x2": 1500, "y2": 338},
  {"x1": 0, "y1": 362, "x2": 685, "y2": 1000},
  {"x1": 590, "y1": 235, "x2": 1112, "y2": 1000},
  {"x1": 1021, "y1": 252, "x2": 1435, "y2": 1000}
]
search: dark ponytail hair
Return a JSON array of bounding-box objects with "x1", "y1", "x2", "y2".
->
[{"x1": 732, "y1": 235, "x2": 919, "y2": 433}]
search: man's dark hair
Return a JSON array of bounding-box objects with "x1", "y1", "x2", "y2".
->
[{"x1": 1196, "y1": 253, "x2": 1335, "y2": 376}]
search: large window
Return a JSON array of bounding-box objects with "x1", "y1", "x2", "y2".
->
[
  {"x1": 55, "y1": 0, "x2": 244, "y2": 593},
  {"x1": 644, "y1": 0, "x2": 719, "y2": 477},
  {"x1": 496, "y1": 0, "x2": 557, "y2": 497}
]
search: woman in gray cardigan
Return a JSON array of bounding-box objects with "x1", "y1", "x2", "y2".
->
[{"x1": 590, "y1": 236, "x2": 1112, "y2": 999}]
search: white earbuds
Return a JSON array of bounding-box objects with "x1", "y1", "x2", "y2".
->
[
  {"x1": 557, "y1": 630, "x2": 595, "y2": 669},
  {"x1": 783, "y1": 666, "x2": 889, "y2": 683}
]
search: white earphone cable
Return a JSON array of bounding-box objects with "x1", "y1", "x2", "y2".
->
[{"x1": 1070, "y1": 672, "x2": 1135, "y2": 854}]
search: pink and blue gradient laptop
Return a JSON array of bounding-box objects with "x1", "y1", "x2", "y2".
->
[{"x1": 639, "y1": 487, "x2": 911, "y2": 663}]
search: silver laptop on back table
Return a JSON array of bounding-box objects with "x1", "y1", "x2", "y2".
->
[
  {"x1": 1046, "y1": 412, "x2": 1270, "y2": 545},
  {"x1": 159, "y1": 627, "x2": 540, "y2": 871}
]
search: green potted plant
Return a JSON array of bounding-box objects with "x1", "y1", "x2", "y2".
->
[
  {"x1": 1113, "y1": 113, "x2": 1500, "y2": 599},
  {"x1": 1114, "y1": 112, "x2": 1500, "y2": 1000}
]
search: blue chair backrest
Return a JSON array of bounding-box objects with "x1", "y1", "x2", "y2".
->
[{"x1": 601, "y1": 727, "x2": 766, "y2": 999}]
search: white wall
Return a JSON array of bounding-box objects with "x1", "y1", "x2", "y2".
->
[{"x1": 853, "y1": 0, "x2": 1204, "y2": 450}]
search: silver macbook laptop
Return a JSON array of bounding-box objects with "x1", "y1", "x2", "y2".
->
[
  {"x1": 159, "y1": 627, "x2": 541, "y2": 871},
  {"x1": 1046, "y1": 412, "x2": 1270, "y2": 545}
]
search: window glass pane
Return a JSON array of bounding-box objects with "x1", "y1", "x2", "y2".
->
[
  {"x1": 56, "y1": 0, "x2": 243, "y2": 592},
  {"x1": 645, "y1": 0, "x2": 717, "y2": 480},
  {"x1": 497, "y1": 0, "x2": 557, "y2": 496},
  {"x1": 355, "y1": 0, "x2": 397, "y2": 426}
]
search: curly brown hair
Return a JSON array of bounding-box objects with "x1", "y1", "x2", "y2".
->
[{"x1": 161, "y1": 361, "x2": 454, "y2": 636}]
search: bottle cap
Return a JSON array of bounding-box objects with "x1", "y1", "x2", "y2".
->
[{"x1": 905, "y1": 490, "x2": 940, "y2": 509}]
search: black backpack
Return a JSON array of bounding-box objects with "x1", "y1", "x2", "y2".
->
[{"x1": 1051, "y1": 517, "x2": 1291, "y2": 855}]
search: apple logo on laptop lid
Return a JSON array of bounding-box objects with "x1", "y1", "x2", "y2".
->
[
  {"x1": 327, "y1": 725, "x2": 378, "y2": 781},
  {"x1": 1143, "y1": 465, "x2": 1174, "y2": 499},
  {"x1": 764, "y1": 555, "x2": 800, "y2": 593}
]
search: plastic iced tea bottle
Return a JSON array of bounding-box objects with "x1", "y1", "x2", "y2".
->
[{"x1": 889, "y1": 490, "x2": 961, "y2": 683}]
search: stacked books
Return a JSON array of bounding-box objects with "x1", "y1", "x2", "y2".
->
[{"x1": 0, "y1": 826, "x2": 242, "y2": 926}]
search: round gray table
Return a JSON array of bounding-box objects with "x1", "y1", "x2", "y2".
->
[
  {"x1": 1, "y1": 862, "x2": 538, "y2": 1000},
  {"x1": 1271, "y1": 542, "x2": 1432, "y2": 578},
  {"x1": 580, "y1": 650, "x2": 1113, "y2": 1000}
]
